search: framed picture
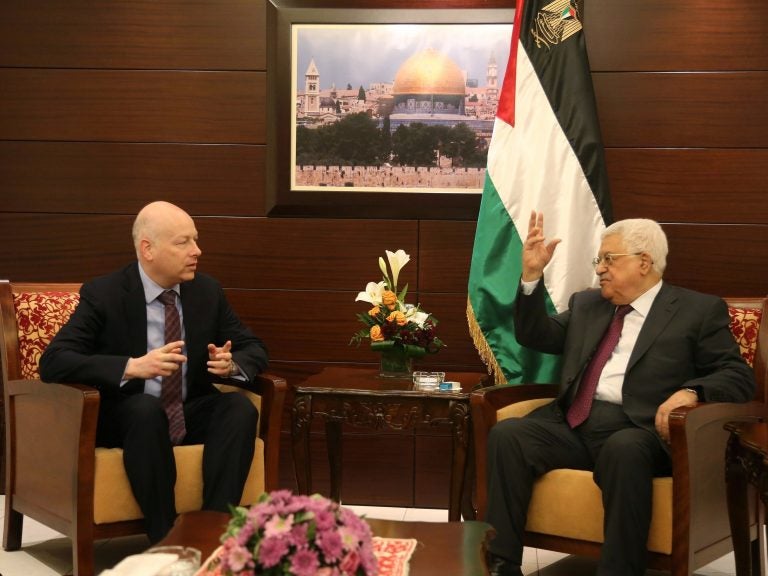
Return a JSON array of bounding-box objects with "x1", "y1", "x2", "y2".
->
[{"x1": 266, "y1": 0, "x2": 514, "y2": 219}]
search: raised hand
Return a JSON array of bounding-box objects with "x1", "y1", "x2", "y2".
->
[{"x1": 521, "y1": 211, "x2": 561, "y2": 281}]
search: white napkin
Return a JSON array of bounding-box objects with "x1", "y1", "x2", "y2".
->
[{"x1": 99, "y1": 552, "x2": 178, "y2": 576}]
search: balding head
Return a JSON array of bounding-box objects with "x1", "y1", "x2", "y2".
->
[{"x1": 133, "y1": 201, "x2": 201, "y2": 287}]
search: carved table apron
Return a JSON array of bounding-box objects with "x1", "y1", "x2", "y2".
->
[{"x1": 291, "y1": 368, "x2": 479, "y2": 521}]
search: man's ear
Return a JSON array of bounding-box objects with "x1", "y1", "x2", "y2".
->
[{"x1": 140, "y1": 238, "x2": 153, "y2": 261}]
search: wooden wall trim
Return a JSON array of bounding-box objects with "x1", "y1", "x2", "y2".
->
[
  {"x1": 0, "y1": 0, "x2": 267, "y2": 70},
  {"x1": 0, "y1": 70, "x2": 265, "y2": 144}
]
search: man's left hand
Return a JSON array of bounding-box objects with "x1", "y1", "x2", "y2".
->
[
  {"x1": 207, "y1": 339, "x2": 235, "y2": 377},
  {"x1": 655, "y1": 389, "x2": 698, "y2": 442}
]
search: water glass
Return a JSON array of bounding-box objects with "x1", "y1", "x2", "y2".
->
[{"x1": 412, "y1": 371, "x2": 445, "y2": 391}]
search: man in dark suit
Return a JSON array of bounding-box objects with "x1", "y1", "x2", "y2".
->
[
  {"x1": 485, "y1": 212, "x2": 754, "y2": 576},
  {"x1": 39, "y1": 200, "x2": 269, "y2": 542}
]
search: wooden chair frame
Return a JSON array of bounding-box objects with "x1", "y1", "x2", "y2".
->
[
  {"x1": 1, "y1": 280, "x2": 287, "y2": 576},
  {"x1": 470, "y1": 296, "x2": 768, "y2": 576}
]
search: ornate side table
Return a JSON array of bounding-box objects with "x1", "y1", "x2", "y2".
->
[
  {"x1": 725, "y1": 420, "x2": 767, "y2": 576},
  {"x1": 291, "y1": 367, "x2": 483, "y2": 521}
]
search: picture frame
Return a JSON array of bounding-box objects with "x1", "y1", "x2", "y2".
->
[{"x1": 266, "y1": 0, "x2": 514, "y2": 219}]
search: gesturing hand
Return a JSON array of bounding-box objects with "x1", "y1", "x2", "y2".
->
[
  {"x1": 522, "y1": 211, "x2": 561, "y2": 282},
  {"x1": 124, "y1": 340, "x2": 186, "y2": 380},
  {"x1": 207, "y1": 339, "x2": 234, "y2": 377}
]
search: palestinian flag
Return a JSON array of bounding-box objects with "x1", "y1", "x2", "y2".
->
[{"x1": 467, "y1": 0, "x2": 612, "y2": 385}]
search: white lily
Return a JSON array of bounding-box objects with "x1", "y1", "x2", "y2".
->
[
  {"x1": 378, "y1": 257, "x2": 390, "y2": 288},
  {"x1": 355, "y1": 281, "x2": 387, "y2": 305},
  {"x1": 385, "y1": 249, "x2": 410, "y2": 292},
  {"x1": 406, "y1": 309, "x2": 429, "y2": 327}
]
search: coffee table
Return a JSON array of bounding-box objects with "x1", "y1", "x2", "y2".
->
[
  {"x1": 158, "y1": 510, "x2": 494, "y2": 576},
  {"x1": 291, "y1": 366, "x2": 484, "y2": 521}
]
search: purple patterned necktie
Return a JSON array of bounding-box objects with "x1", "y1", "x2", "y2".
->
[
  {"x1": 158, "y1": 290, "x2": 186, "y2": 444},
  {"x1": 566, "y1": 304, "x2": 633, "y2": 428}
]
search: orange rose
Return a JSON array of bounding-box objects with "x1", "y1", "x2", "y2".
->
[
  {"x1": 368, "y1": 306, "x2": 380, "y2": 317},
  {"x1": 387, "y1": 311, "x2": 407, "y2": 326},
  {"x1": 382, "y1": 290, "x2": 397, "y2": 310},
  {"x1": 370, "y1": 325, "x2": 384, "y2": 341}
]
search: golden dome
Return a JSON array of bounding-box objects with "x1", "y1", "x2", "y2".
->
[{"x1": 393, "y1": 49, "x2": 466, "y2": 96}]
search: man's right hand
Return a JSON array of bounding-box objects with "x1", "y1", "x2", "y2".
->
[
  {"x1": 124, "y1": 340, "x2": 187, "y2": 380},
  {"x1": 522, "y1": 211, "x2": 561, "y2": 282}
]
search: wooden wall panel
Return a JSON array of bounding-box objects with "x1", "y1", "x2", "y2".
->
[
  {"x1": 594, "y1": 72, "x2": 768, "y2": 148},
  {"x1": 0, "y1": 70, "x2": 265, "y2": 144},
  {"x1": 585, "y1": 0, "x2": 768, "y2": 72},
  {"x1": 228, "y1": 289, "x2": 484, "y2": 369},
  {"x1": 419, "y1": 220, "x2": 476, "y2": 293},
  {"x1": 0, "y1": 215, "x2": 420, "y2": 291},
  {"x1": 663, "y1": 225, "x2": 768, "y2": 296},
  {"x1": 0, "y1": 142, "x2": 265, "y2": 216},
  {"x1": 607, "y1": 149, "x2": 768, "y2": 224},
  {"x1": 0, "y1": 0, "x2": 266, "y2": 70},
  {"x1": 195, "y1": 218, "x2": 419, "y2": 290}
]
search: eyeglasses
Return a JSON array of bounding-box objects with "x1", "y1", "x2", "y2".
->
[{"x1": 592, "y1": 252, "x2": 643, "y2": 268}]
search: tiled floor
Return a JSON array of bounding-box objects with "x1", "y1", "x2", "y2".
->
[{"x1": 0, "y1": 495, "x2": 739, "y2": 575}]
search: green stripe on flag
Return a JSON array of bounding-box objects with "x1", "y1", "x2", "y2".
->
[{"x1": 467, "y1": 173, "x2": 561, "y2": 385}]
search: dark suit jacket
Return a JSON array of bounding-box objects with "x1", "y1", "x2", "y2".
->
[
  {"x1": 513, "y1": 281, "x2": 754, "y2": 435},
  {"x1": 39, "y1": 262, "x2": 269, "y2": 400}
]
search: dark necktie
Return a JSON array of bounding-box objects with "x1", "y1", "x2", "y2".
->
[
  {"x1": 566, "y1": 304, "x2": 633, "y2": 428},
  {"x1": 158, "y1": 290, "x2": 186, "y2": 444}
]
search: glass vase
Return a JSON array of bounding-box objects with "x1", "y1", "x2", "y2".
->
[{"x1": 378, "y1": 345, "x2": 414, "y2": 378}]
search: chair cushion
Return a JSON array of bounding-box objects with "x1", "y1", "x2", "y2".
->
[
  {"x1": 13, "y1": 291, "x2": 80, "y2": 379},
  {"x1": 525, "y1": 469, "x2": 673, "y2": 554},
  {"x1": 93, "y1": 438, "x2": 265, "y2": 524},
  {"x1": 728, "y1": 305, "x2": 762, "y2": 367}
]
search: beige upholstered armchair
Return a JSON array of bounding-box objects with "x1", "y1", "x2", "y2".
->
[
  {"x1": 471, "y1": 296, "x2": 767, "y2": 576},
  {"x1": 1, "y1": 280, "x2": 287, "y2": 576}
]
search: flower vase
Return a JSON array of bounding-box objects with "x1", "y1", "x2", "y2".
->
[{"x1": 378, "y1": 346, "x2": 413, "y2": 378}]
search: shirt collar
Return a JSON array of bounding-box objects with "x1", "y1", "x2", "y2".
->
[
  {"x1": 138, "y1": 263, "x2": 180, "y2": 304},
  {"x1": 628, "y1": 280, "x2": 663, "y2": 317}
]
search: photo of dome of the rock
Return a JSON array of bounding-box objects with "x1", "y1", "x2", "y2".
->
[{"x1": 292, "y1": 24, "x2": 511, "y2": 192}]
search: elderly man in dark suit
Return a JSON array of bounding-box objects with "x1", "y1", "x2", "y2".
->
[
  {"x1": 39, "y1": 200, "x2": 269, "y2": 542},
  {"x1": 485, "y1": 212, "x2": 754, "y2": 576}
]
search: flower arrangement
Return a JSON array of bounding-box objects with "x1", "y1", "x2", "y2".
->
[
  {"x1": 213, "y1": 490, "x2": 378, "y2": 576},
  {"x1": 350, "y1": 249, "x2": 444, "y2": 356}
]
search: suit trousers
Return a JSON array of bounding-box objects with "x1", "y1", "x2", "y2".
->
[
  {"x1": 96, "y1": 390, "x2": 259, "y2": 542},
  {"x1": 486, "y1": 400, "x2": 671, "y2": 576}
]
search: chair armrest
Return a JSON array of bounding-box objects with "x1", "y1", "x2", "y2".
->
[
  {"x1": 5, "y1": 379, "x2": 100, "y2": 528},
  {"x1": 470, "y1": 383, "x2": 558, "y2": 520},
  {"x1": 667, "y1": 400, "x2": 765, "y2": 559},
  {"x1": 246, "y1": 373, "x2": 287, "y2": 492}
]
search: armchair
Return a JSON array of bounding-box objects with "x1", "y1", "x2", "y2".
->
[
  {"x1": 471, "y1": 296, "x2": 767, "y2": 576},
  {"x1": 1, "y1": 280, "x2": 287, "y2": 576}
]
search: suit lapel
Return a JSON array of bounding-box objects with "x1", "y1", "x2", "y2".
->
[
  {"x1": 626, "y1": 284, "x2": 679, "y2": 372},
  {"x1": 123, "y1": 263, "x2": 148, "y2": 359}
]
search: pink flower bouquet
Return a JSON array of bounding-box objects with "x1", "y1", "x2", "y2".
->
[{"x1": 213, "y1": 490, "x2": 378, "y2": 576}]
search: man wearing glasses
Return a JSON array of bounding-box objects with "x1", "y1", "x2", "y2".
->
[{"x1": 485, "y1": 212, "x2": 754, "y2": 576}]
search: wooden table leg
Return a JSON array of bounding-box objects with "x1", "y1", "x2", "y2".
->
[
  {"x1": 726, "y1": 433, "x2": 755, "y2": 576},
  {"x1": 448, "y1": 401, "x2": 470, "y2": 522},
  {"x1": 291, "y1": 394, "x2": 312, "y2": 495},
  {"x1": 326, "y1": 418, "x2": 343, "y2": 502}
]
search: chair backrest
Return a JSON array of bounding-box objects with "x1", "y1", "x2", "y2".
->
[
  {"x1": 724, "y1": 296, "x2": 767, "y2": 403},
  {"x1": 0, "y1": 280, "x2": 82, "y2": 383}
]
